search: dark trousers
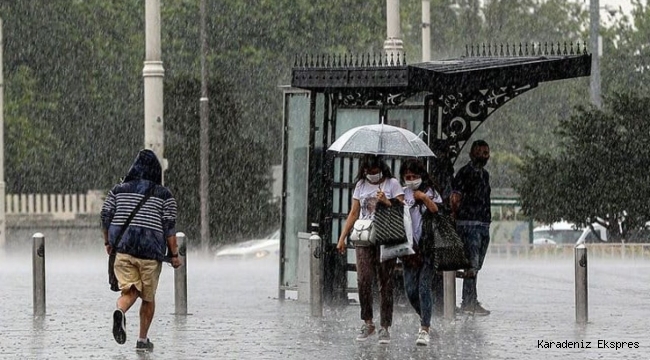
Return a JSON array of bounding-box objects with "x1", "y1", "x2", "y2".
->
[
  {"x1": 456, "y1": 224, "x2": 490, "y2": 306},
  {"x1": 402, "y1": 253, "x2": 434, "y2": 327},
  {"x1": 356, "y1": 245, "x2": 396, "y2": 328}
]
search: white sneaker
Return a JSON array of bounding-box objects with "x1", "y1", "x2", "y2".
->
[
  {"x1": 415, "y1": 329, "x2": 430, "y2": 346},
  {"x1": 377, "y1": 327, "x2": 391, "y2": 344}
]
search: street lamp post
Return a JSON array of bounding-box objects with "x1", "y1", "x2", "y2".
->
[
  {"x1": 589, "y1": 0, "x2": 602, "y2": 108},
  {"x1": 0, "y1": 19, "x2": 6, "y2": 250},
  {"x1": 384, "y1": 0, "x2": 404, "y2": 60},
  {"x1": 422, "y1": 0, "x2": 431, "y2": 62},
  {"x1": 199, "y1": 0, "x2": 211, "y2": 251},
  {"x1": 143, "y1": 0, "x2": 166, "y2": 176}
]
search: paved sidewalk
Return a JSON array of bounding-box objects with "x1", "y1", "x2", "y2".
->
[{"x1": 0, "y1": 248, "x2": 648, "y2": 360}]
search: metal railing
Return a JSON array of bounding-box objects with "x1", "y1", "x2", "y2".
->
[
  {"x1": 5, "y1": 191, "x2": 105, "y2": 216},
  {"x1": 488, "y1": 243, "x2": 650, "y2": 260}
]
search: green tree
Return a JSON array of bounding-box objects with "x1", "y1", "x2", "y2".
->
[
  {"x1": 164, "y1": 76, "x2": 279, "y2": 245},
  {"x1": 1, "y1": 0, "x2": 145, "y2": 191},
  {"x1": 602, "y1": 0, "x2": 650, "y2": 97},
  {"x1": 515, "y1": 93, "x2": 650, "y2": 240},
  {"x1": 5, "y1": 0, "x2": 645, "y2": 242},
  {"x1": 4, "y1": 65, "x2": 60, "y2": 192}
]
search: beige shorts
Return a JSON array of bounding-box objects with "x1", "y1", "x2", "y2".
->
[{"x1": 114, "y1": 253, "x2": 162, "y2": 302}]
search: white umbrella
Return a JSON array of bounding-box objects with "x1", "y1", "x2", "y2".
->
[{"x1": 328, "y1": 123, "x2": 436, "y2": 157}]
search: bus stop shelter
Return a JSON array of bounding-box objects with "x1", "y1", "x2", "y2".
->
[{"x1": 279, "y1": 43, "x2": 591, "y2": 305}]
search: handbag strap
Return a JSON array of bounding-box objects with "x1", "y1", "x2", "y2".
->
[{"x1": 113, "y1": 185, "x2": 155, "y2": 250}]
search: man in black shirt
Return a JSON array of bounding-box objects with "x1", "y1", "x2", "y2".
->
[{"x1": 450, "y1": 140, "x2": 491, "y2": 316}]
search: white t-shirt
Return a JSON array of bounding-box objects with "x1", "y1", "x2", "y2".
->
[
  {"x1": 403, "y1": 187, "x2": 442, "y2": 244},
  {"x1": 353, "y1": 177, "x2": 404, "y2": 220}
]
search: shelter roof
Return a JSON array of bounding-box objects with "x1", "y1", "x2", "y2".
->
[{"x1": 291, "y1": 43, "x2": 591, "y2": 95}]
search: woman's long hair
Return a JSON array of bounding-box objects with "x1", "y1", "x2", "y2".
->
[{"x1": 354, "y1": 155, "x2": 393, "y2": 183}]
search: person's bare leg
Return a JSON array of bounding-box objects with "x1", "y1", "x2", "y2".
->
[
  {"x1": 117, "y1": 285, "x2": 139, "y2": 312},
  {"x1": 139, "y1": 300, "x2": 155, "y2": 339},
  {"x1": 113, "y1": 285, "x2": 139, "y2": 345}
]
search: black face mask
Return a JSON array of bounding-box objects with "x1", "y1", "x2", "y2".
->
[{"x1": 473, "y1": 158, "x2": 488, "y2": 167}]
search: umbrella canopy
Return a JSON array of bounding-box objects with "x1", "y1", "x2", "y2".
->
[{"x1": 328, "y1": 124, "x2": 435, "y2": 157}]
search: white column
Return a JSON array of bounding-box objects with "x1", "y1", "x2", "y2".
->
[
  {"x1": 0, "y1": 19, "x2": 5, "y2": 249},
  {"x1": 589, "y1": 0, "x2": 601, "y2": 108},
  {"x1": 422, "y1": 0, "x2": 431, "y2": 61},
  {"x1": 384, "y1": 0, "x2": 404, "y2": 62},
  {"x1": 143, "y1": 0, "x2": 167, "y2": 176}
]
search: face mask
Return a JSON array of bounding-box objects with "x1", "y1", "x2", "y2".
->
[
  {"x1": 366, "y1": 173, "x2": 382, "y2": 183},
  {"x1": 473, "y1": 157, "x2": 488, "y2": 167},
  {"x1": 405, "y1": 179, "x2": 422, "y2": 190}
]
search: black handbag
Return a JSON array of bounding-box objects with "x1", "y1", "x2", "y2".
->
[
  {"x1": 371, "y1": 199, "x2": 407, "y2": 246},
  {"x1": 421, "y1": 211, "x2": 471, "y2": 271},
  {"x1": 108, "y1": 186, "x2": 155, "y2": 291}
]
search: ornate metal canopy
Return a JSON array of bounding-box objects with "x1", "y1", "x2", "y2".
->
[
  {"x1": 291, "y1": 42, "x2": 591, "y2": 151},
  {"x1": 292, "y1": 42, "x2": 590, "y2": 104}
]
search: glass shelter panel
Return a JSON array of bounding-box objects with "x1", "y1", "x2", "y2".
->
[
  {"x1": 281, "y1": 91, "x2": 310, "y2": 291},
  {"x1": 335, "y1": 108, "x2": 380, "y2": 138},
  {"x1": 386, "y1": 108, "x2": 424, "y2": 135}
]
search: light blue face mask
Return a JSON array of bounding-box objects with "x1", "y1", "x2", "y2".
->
[{"x1": 366, "y1": 173, "x2": 382, "y2": 183}]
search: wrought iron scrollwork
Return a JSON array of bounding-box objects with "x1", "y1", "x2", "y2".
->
[
  {"x1": 336, "y1": 90, "x2": 416, "y2": 107},
  {"x1": 431, "y1": 83, "x2": 536, "y2": 161}
]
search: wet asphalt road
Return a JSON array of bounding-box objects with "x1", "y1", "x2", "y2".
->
[{"x1": 0, "y1": 246, "x2": 648, "y2": 360}]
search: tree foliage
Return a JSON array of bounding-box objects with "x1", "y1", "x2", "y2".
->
[
  {"x1": 515, "y1": 93, "x2": 650, "y2": 240},
  {"x1": 1, "y1": 0, "x2": 649, "y2": 243},
  {"x1": 164, "y1": 77, "x2": 279, "y2": 244}
]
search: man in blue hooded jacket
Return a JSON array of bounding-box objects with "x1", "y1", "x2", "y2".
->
[{"x1": 101, "y1": 149, "x2": 182, "y2": 352}]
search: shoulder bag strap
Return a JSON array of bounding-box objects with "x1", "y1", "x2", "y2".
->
[{"x1": 113, "y1": 185, "x2": 155, "y2": 250}]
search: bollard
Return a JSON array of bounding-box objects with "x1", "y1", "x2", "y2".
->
[
  {"x1": 443, "y1": 271, "x2": 456, "y2": 320},
  {"x1": 174, "y1": 232, "x2": 188, "y2": 315},
  {"x1": 621, "y1": 242, "x2": 625, "y2": 260},
  {"x1": 309, "y1": 223, "x2": 323, "y2": 317},
  {"x1": 32, "y1": 233, "x2": 46, "y2": 317},
  {"x1": 575, "y1": 243, "x2": 588, "y2": 324}
]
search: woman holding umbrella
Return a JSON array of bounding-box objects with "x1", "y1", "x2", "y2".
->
[{"x1": 336, "y1": 154, "x2": 404, "y2": 344}]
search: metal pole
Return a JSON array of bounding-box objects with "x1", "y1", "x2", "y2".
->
[
  {"x1": 421, "y1": 0, "x2": 431, "y2": 62},
  {"x1": 621, "y1": 241, "x2": 625, "y2": 260},
  {"x1": 174, "y1": 232, "x2": 188, "y2": 315},
  {"x1": 443, "y1": 271, "x2": 456, "y2": 320},
  {"x1": 384, "y1": 0, "x2": 404, "y2": 61},
  {"x1": 589, "y1": 0, "x2": 601, "y2": 108},
  {"x1": 199, "y1": 0, "x2": 210, "y2": 251},
  {"x1": 309, "y1": 224, "x2": 323, "y2": 317},
  {"x1": 575, "y1": 244, "x2": 588, "y2": 324},
  {"x1": 0, "y1": 19, "x2": 6, "y2": 250},
  {"x1": 32, "y1": 233, "x2": 46, "y2": 317},
  {"x1": 143, "y1": 0, "x2": 167, "y2": 179}
]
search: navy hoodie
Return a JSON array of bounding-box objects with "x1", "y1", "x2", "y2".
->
[{"x1": 100, "y1": 149, "x2": 177, "y2": 261}]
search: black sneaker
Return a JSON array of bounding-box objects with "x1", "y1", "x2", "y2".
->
[
  {"x1": 461, "y1": 302, "x2": 491, "y2": 316},
  {"x1": 136, "y1": 339, "x2": 154, "y2": 352},
  {"x1": 112, "y1": 309, "x2": 127, "y2": 344}
]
